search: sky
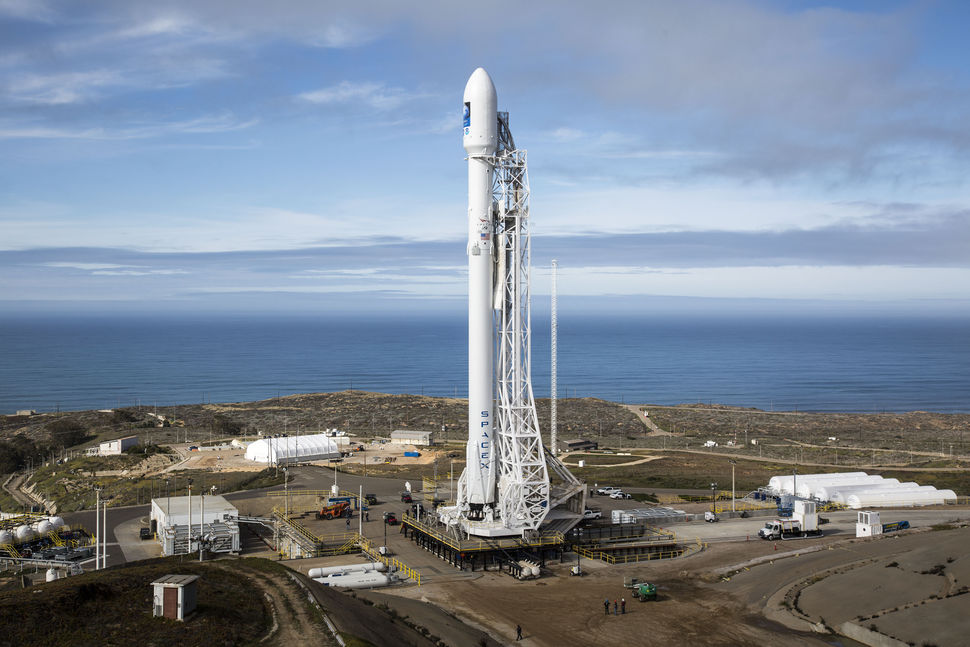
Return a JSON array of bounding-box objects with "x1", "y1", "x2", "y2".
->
[{"x1": 2, "y1": 0, "x2": 970, "y2": 317}]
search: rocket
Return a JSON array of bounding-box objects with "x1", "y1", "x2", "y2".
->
[{"x1": 463, "y1": 68, "x2": 498, "y2": 513}]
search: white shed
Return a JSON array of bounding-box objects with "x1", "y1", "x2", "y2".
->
[
  {"x1": 152, "y1": 574, "x2": 198, "y2": 620},
  {"x1": 390, "y1": 430, "x2": 434, "y2": 446},
  {"x1": 244, "y1": 433, "x2": 340, "y2": 464},
  {"x1": 150, "y1": 495, "x2": 240, "y2": 556}
]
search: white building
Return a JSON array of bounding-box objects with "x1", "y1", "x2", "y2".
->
[
  {"x1": 390, "y1": 430, "x2": 434, "y2": 446},
  {"x1": 99, "y1": 435, "x2": 138, "y2": 455},
  {"x1": 150, "y1": 494, "x2": 240, "y2": 556},
  {"x1": 244, "y1": 433, "x2": 340, "y2": 464}
]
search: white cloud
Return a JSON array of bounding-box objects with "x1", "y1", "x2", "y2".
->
[
  {"x1": 0, "y1": 0, "x2": 54, "y2": 22},
  {"x1": 298, "y1": 81, "x2": 428, "y2": 111},
  {"x1": 0, "y1": 113, "x2": 257, "y2": 140}
]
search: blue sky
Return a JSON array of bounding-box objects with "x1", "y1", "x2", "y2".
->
[{"x1": 2, "y1": 0, "x2": 970, "y2": 315}]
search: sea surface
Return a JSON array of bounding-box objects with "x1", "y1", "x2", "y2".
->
[{"x1": 0, "y1": 313, "x2": 968, "y2": 414}]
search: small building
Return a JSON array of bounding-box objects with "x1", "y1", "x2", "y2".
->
[
  {"x1": 15, "y1": 410, "x2": 37, "y2": 416},
  {"x1": 152, "y1": 574, "x2": 199, "y2": 620},
  {"x1": 562, "y1": 439, "x2": 598, "y2": 452},
  {"x1": 150, "y1": 495, "x2": 240, "y2": 556},
  {"x1": 99, "y1": 435, "x2": 138, "y2": 455},
  {"x1": 390, "y1": 430, "x2": 434, "y2": 446}
]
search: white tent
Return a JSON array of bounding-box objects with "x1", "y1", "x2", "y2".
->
[{"x1": 244, "y1": 433, "x2": 340, "y2": 464}]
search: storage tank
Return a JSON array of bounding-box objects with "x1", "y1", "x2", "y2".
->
[
  {"x1": 307, "y1": 562, "x2": 386, "y2": 579},
  {"x1": 34, "y1": 520, "x2": 52, "y2": 536},
  {"x1": 314, "y1": 571, "x2": 395, "y2": 589},
  {"x1": 814, "y1": 479, "x2": 899, "y2": 502},
  {"x1": 799, "y1": 475, "x2": 888, "y2": 499},
  {"x1": 846, "y1": 489, "x2": 955, "y2": 509},
  {"x1": 775, "y1": 472, "x2": 868, "y2": 494},
  {"x1": 48, "y1": 516, "x2": 65, "y2": 529},
  {"x1": 14, "y1": 525, "x2": 34, "y2": 542},
  {"x1": 0, "y1": 529, "x2": 12, "y2": 544},
  {"x1": 45, "y1": 568, "x2": 60, "y2": 582}
]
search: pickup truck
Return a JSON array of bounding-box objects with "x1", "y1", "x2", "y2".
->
[
  {"x1": 595, "y1": 486, "x2": 620, "y2": 496},
  {"x1": 609, "y1": 491, "x2": 632, "y2": 500},
  {"x1": 583, "y1": 509, "x2": 602, "y2": 520}
]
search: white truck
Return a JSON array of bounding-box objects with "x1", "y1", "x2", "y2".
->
[
  {"x1": 758, "y1": 500, "x2": 821, "y2": 540},
  {"x1": 583, "y1": 508, "x2": 603, "y2": 520}
]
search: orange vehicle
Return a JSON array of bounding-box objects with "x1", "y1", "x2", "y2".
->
[{"x1": 316, "y1": 501, "x2": 350, "y2": 520}]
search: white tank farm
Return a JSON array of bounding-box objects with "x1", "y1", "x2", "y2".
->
[
  {"x1": 307, "y1": 562, "x2": 386, "y2": 579},
  {"x1": 48, "y1": 516, "x2": 66, "y2": 529},
  {"x1": 34, "y1": 520, "x2": 52, "y2": 535},
  {"x1": 846, "y1": 489, "x2": 957, "y2": 509},
  {"x1": 814, "y1": 479, "x2": 899, "y2": 502},
  {"x1": 830, "y1": 483, "x2": 919, "y2": 505},
  {"x1": 770, "y1": 472, "x2": 867, "y2": 494},
  {"x1": 798, "y1": 475, "x2": 888, "y2": 499}
]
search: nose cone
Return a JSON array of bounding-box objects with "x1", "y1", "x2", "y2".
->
[{"x1": 463, "y1": 67, "x2": 497, "y2": 155}]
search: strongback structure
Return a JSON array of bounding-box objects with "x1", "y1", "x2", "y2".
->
[{"x1": 446, "y1": 68, "x2": 583, "y2": 538}]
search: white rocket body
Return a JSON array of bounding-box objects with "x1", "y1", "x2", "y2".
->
[{"x1": 463, "y1": 68, "x2": 498, "y2": 508}]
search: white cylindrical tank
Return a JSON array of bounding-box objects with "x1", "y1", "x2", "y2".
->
[
  {"x1": 314, "y1": 571, "x2": 394, "y2": 589},
  {"x1": 775, "y1": 472, "x2": 868, "y2": 494},
  {"x1": 0, "y1": 529, "x2": 12, "y2": 544},
  {"x1": 846, "y1": 489, "x2": 955, "y2": 509},
  {"x1": 816, "y1": 479, "x2": 895, "y2": 502},
  {"x1": 35, "y1": 520, "x2": 52, "y2": 535},
  {"x1": 14, "y1": 525, "x2": 34, "y2": 542},
  {"x1": 45, "y1": 568, "x2": 60, "y2": 582},
  {"x1": 308, "y1": 562, "x2": 386, "y2": 579},
  {"x1": 48, "y1": 516, "x2": 65, "y2": 529},
  {"x1": 799, "y1": 475, "x2": 887, "y2": 499}
]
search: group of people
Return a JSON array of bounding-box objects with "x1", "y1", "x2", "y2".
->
[{"x1": 603, "y1": 597, "x2": 626, "y2": 615}]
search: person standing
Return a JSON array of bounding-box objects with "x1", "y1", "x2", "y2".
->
[
  {"x1": 603, "y1": 598, "x2": 609, "y2": 615},
  {"x1": 621, "y1": 598, "x2": 626, "y2": 614},
  {"x1": 516, "y1": 625, "x2": 522, "y2": 641},
  {"x1": 613, "y1": 599, "x2": 618, "y2": 615}
]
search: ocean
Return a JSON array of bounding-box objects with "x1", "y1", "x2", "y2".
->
[{"x1": 0, "y1": 313, "x2": 968, "y2": 414}]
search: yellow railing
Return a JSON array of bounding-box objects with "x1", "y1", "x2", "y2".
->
[
  {"x1": 358, "y1": 535, "x2": 422, "y2": 586},
  {"x1": 1, "y1": 544, "x2": 19, "y2": 558},
  {"x1": 272, "y1": 506, "x2": 358, "y2": 557},
  {"x1": 48, "y1": 530, "x2": 65, "y2": 546}
]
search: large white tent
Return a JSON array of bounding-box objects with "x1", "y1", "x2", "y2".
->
[{"x1": 244, "y1": 433, "x2": 340, "y2": 464}]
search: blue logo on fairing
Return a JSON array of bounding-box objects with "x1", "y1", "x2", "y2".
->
[{"x1": 463, "y1": 103, "x2": 470, "y2": 128}]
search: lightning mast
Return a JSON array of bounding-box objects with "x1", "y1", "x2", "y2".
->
[{"x1": 550, "y1": 259, "x2": 558, "y2": 457}]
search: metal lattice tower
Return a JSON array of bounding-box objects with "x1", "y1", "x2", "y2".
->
[
  {"x1": 550, "y1": 259, "x2": 558, "y2": 457},
  {"x1": 490, "y1": 113, "x2": 550, "y2": 532}
]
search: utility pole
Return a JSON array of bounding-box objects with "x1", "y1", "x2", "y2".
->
[
  {"x1": 95, "y1": 488, "x2": 101, "y2": 570},
  {"x1": 550, "y1": 259, "x2": 558, "y2": 456},
  {"x1": 730, "y1": 461, "x2": 736, "y2": 513}
]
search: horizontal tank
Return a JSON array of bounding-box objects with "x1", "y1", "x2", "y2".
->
[
  {"x1": 846, "y1": 489, "x2": 956, "y2": 509},
  {"x1": 773, "y1": 472, "x2": 868, "y2": 494},
  {"x1": 35, "y1": 520, "x2": 52, "y2": 535},
  {"x1": 48, "y1": 516, "x2": 65, "y2": 529},
  {"x1": 307, "y1": 562, "x2": 386, "y2": 579},
  {"x1": 813, "y1": 478, "x2": 899, "y2": 502},
  {"x1": 314, "y1": 571, "x2": 395, "y2": 589},
  {"x1": 0, "y1": 530, "x2": 12, "y2": 544},
  {"x1": 14, "y1": 525, "x2": 34, "y2": 542}
]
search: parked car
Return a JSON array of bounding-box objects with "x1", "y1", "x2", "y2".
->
[
  {"x1": 704, "y1": 511, "x2": 719, "y2": 523},
  {"x1": 610, "y1": 491, "x2": 632, "y2": 499},
  {"x1": 595, "y1": 486, "x2": 620, "y2": 496},
  {"x1": 139, "y1": 527, "x2": 152, "y2": 540},
  {"x1": 364, "y1": 493, "x2": 378, "y2": 505}
]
